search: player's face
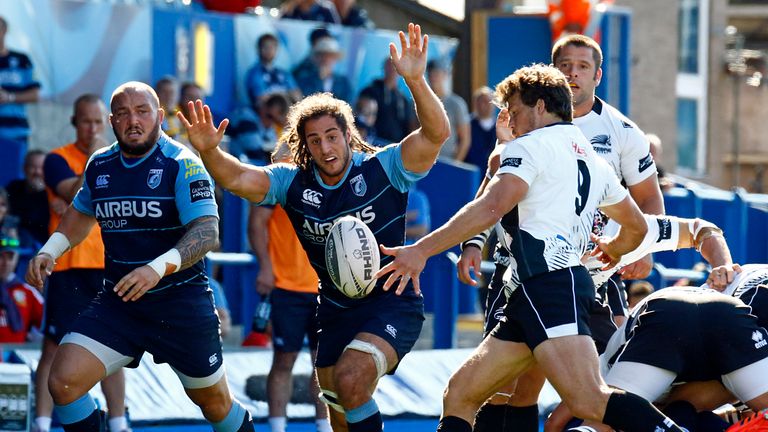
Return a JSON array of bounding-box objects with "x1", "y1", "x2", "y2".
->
[
  {"x1": 110, "y1": 89, "x2": 163, "y2": 157},
  {"x1": 24, "y1": 153, "x2": 45, "y2": 191},
  {"x1": 259, "y1": 39, "x2": 277, "y2": 63},
  {"x1": 74, "y1": 102, "x2": 106, "y2": 147},
  {"x1": 505, "y1": 93, "x2": 538, "y2": 136},
  {"x1": 304, "y1": 114, "x2": 352, "y2": 186},
  {"x1": 554, "y1": 45, "x2": 601, "y2": 110}
]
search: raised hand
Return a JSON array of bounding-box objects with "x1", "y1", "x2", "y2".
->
[
  {"x1": 496, "y1": 108, "x2": 515, "y2": 143},
  {"x1": 177, "y1": 100, "x2": 229, "y2": 154},
  {"x1": 389, "y1": 23, "x2": 429, "y2": 82}
]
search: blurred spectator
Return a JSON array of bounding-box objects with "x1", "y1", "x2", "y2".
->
[
  {"x1": 281, "y1": 0, "x2": 340, "y2": 24},
  {"x1": 0, "y1": 16, "x2": 40, "y2": 149},
  {"x1": 247, "y1": 142, "x2": 329, "y2": 432},
  {"x1": 155, "y1": 75, "x2": 183, "y2": 138},
  {"x1": 0, "y1": 187, "x2": 19, "y2": 239},
  {"x1": 405, "y1": 185, "x2": 431, "y2": 244},
  {"x1": 359, "y1": 58, "x2": 417, "y2": 143},
  {"x1": 209, "y1": 278, "x2": 232, "y2": 339},
  {"x1": 466, "y1": 86, "x2": 497, "y2": 169},
  {"x1": 292, "y1": 27, "x2": 332, "y2": 79},
  {"x1": 176, "y1": 81, "x2": 207, "y2": 148},
  {"x1": 228, "y1": 92, "x2": 290, "y2": 164},
  {"x1": 245, "y1": 33, "x2": 302, "y2": 107},
  {"x1": 200, "y1": 0, "x2": 260, "y2": 13},
  {"x1": 354, "y1": 93, "x2": 387, "y2": 147},
  {"x1": 6, "y1": 149, "x2": 48, "y2": 247},
  {"x1": 0, "y1": 234, "x2": 43, "y2": 343},
  {"x1": 647, "y1": 133, "x2": 673, "y2": 193},
  {"x1": 427, "y1": 58, "x2": 470, "y2": 161},
  {"x1": 332, "y1": 0, "x2": 374, "y2": 28},
  {"x1": 626, "y1": 280, "x2": 654, "y2": 311},
  {"x1": 293, "y1": 36, "x2": 352, "y2": 103}
]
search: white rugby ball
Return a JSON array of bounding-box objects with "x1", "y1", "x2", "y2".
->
[{"x1": 325, "y1": 215, "x2": 380, "y2": 298}]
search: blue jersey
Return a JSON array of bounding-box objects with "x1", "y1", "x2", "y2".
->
[
  {"x1": 73, "y1": 135, "x2": 218, "y2": 294},
  {"x1": 260, "y1": 144, "x2": 426, "y2": 307},
  {"x1": 0, "y1": 51, "x2": 40, "y2": 143}
]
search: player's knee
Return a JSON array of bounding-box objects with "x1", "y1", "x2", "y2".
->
[
  {"x1": 333, "y1": 366, "x2": 369, "y2": 405},
  {"x1": 48, "y1": 369, "x2": 82, "y2": 404},
  {"x1": 195, "y1": 390, "x2": 232, "y2": 421}
]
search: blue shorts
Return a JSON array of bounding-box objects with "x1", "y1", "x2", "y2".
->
[
  {"x1": 315, "y1": 293, "x2": 424, "y2": 372},
  {"x1": 491, "y1": 266, "x2": 594, "y2": 350},
  {"x1": 69, "y1": 284, "x2": 223, "y2": 378},
  {"x1": 43, "y1": 269, "x2": 104, "y2": 343},
  {"x1": 271, "y1": 288, "x2": 319, "y2": 352}
]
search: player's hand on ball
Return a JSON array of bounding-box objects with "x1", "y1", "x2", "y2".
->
[
  {"x1": 589, "y1": 233, "x2": 621, "y2": 270},
  {"x1": 25, "y1": 253, "x2": 55, "y2": 290},
  {"x1": 376, "y1": 244, "x2": 426, "y2": 295},
  {"x1": 114, "y1": 266, "x2": 162, "y2": 302},
  {"x1": 177, "y1": 100, "x2": 229, "y2": 154},
  {"x1": 706, "y1": 263, "x2": 741, "y2": 291}
]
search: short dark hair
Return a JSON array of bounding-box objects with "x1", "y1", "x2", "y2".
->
[
  {"x1": 155, "y1": 75, "x2": 177, "y2": 89},
  {"x1": 551, "y1": 34, "x2": 603, "y2": 70},
  {"x1": 257, "y1": 33, "x2": 278, "y2": 50},
  {"x1": 494, "y1": 63, "x2": 573, "y2": 122},
  {"x1": 73, "y1": 93, "x2": 104, "y2": 117},
  {"x1": 24, "y1": 149, "x2": 45, "y2": 168},
  {"x1": 309, "y1": 27, "x2": 331, "y2": 46},
  {"x1": 426, "y1": 58, "x2": 450, "y2": 75}
]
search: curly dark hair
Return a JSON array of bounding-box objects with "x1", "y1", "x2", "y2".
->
[
  {"x1": 280, "y1": 93, "x2": 377, "y2": 171},
  {"x1": 494, "y1": 63, "x2": 573, "y2": 122}
]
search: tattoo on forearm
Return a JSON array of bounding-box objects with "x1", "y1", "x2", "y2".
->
[{"x1": 177, "y1": 216, "x2": 219, "y2": 269}]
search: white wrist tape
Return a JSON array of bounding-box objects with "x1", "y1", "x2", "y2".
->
[
  {"x1": 147, "y1": 248, "x2": 182, "y2": 278},
  {"x1": 38, "y1": 232, "x2": 71, "y2": 260},
  {"x1": 690, "y1": 219, "x2": 724, "y2": 252},
  {"x1": 461, "y1": 227, "x2": 492, "y2": 252}
]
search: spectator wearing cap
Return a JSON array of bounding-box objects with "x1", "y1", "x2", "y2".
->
[
  {"x1": 332, "y1": 0, "x2": 374, "y2": 28},
  {"x1": 281, "y1": 0, "x2": 340, "y2": 25},
  {"x1": 359, "y1": 58, "x2": 417, "y2": 143},
  {"x1": 427, "y1": 58, "x2": 470, "y2": 162},
  {"x1": 0, "y1": 234, "x2": 43, "y2": 343},
  {"x1": 245, "y1": 33, "x2": 302, "y2": 107},
  {"x1": 293, "y1": 35, "x2": 352, "y2": 103}
]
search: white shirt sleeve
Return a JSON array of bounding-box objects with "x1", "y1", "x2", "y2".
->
[
  {"x1": 496, "y1": 136, "x2": 542, "y2": 186},
  {"x1": 619, "y1": 125, "x2": 657, "y2": 186},
  {"x1": 598, "y1": 161, "x2": 629, "y2": 207}
]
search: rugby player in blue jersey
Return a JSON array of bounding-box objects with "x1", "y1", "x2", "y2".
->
[
  {"x1": 180, "y1": 23, "x2": 450, "y2": 432},
  {"x1": 26, "y1": 82, "x2": 254, "y2": 432}
]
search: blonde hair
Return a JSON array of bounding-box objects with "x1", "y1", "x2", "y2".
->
[{"x1": 280, "y1": 93, "x2": 376, "y2": 171}]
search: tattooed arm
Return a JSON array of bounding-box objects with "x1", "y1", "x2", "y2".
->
[
  {"x1": 112, "y1": 215, "x2": 220, "y2": 302},
  {"x1": 176, "y1": 215, "x2": 220, "y2": 270}
]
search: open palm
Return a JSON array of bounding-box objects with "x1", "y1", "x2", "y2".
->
[
  {"x1": 390, "y1": 23, "x2": 429, "y2": 82},
  {"x1": 176, "y1": 100, "x2": 229, "y2": 153}
]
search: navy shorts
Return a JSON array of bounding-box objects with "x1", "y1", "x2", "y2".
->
[
  {"x1": 43, "y1": 269, "x2": 104, "y2": 343},
  {"x1": 483, "y1": 261, "x2": 508, "y2": 337},
  {"x1": 70, "y1": 284, "x2": 223, "y2": 378},
  {"x1": 491, "y1": 266, "x2": 594, "y2": 350},
  {"x1": 616, "y1": 290, "x2": 768, "y2": 381},
  {"x1": 315, "y1": 293, "x2": 424, "y2": 372},
  {"x1": 271, "y1": 288, "x2": 319, "y2": 352}
]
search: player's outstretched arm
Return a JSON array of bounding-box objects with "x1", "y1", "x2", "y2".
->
[
  {"x1": 178, "y1": 100, "x2": 272, "y2": 202},
  {"x1": 26, "y1": 207, "x2": 97, "y2": 289},
  {"x1": 377, "y1": 173, "x2": 526, "y2": 294},
  {"x1": 592, "y1": 196, "x2": 648, "y2": 268},
  {"x1": 394, "y1": 23, "x2": 450, "y2": 173}
]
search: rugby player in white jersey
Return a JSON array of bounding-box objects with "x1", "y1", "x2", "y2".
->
[{"x1": 377, "y1": 64, "x2": 686, "y2": 432}]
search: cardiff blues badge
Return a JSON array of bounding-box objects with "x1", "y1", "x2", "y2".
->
[
  {"x1": 147, "y1": 169, "x2": 163, "y2": 189},
  {"x1": 350, "y1": 173, "x2": 367, "y2": 197}
]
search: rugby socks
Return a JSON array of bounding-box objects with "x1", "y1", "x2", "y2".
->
[
  {"x1": 505, "y1": 404, "x2": 539, "y2": 431},
  {"x1": 108, "y1": 415, "x2": 128, "y2": 432},
  {"x1": 473, "y1": 403, "x2": 506, "y2": 432},
  {"x1": 345, "y1": 399, "x2": 383, "y2": 431},
  {"x1": 268, "y1": 416, "x2": 287, "y2": 432},
  {"x1": 212, "y1": 400, "x2": 254, "y2": 432},
  {"x1": 55, "y1": 393, "x2": 104, "y2": 432},
  {"x1": 316, "y1": 418, "x2": 333, "y2": 432},
  {"x1": 34, "y1": 416, "x2": 52, "y2": 432},
  {"x1": 437, "y1": 415, "x2": 472, "y2": 432},
  {"x1": 602, "y1": 390, "x2": 686, "y2": 432}
]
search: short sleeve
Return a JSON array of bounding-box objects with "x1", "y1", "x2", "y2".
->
[
  {"x1": 259, "y1": 163, "x2": 298, "y2": 206},
  {"x1": 72, "y1": 164, "x2": 94, "y2": 216},
  {"x1": 619, "y1": 127, "x2": 657, "y2": 186},
  {"x1": 174, "y1": 157, "x2": 219, "y2": 225},
  {"x1": 375, "y1": 144, "x2": 428, "y2": 192},
  {"x1": 44, "y1": 153, "x2": 76, "y2": 192},
  {"x1": 598, "y1": 161, "x2": 629, "y2": 207},
  {"x1": 496, "y1": 136, "x2": 541, "y2": 186}
]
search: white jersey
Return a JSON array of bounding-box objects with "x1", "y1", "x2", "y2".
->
[
  {"x1": 573, "y1": 97, "x2": 656, "y2": 186},
  {"x1": 714, "y1": 264, "x2": 768, "y2": 298},
  {"x1": 496, "y1": 122, "x2": 626, "y2": 286}
]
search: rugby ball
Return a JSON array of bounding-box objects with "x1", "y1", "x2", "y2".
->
[{"x1": 325, "y1": 215, "x2": 380, "y2": 298}]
